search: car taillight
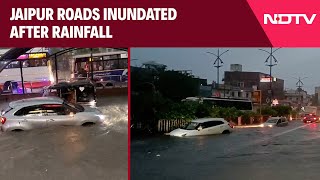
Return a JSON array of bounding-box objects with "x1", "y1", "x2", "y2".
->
[
  {"x1": 304, "y1": 117, "x2": 306, "y2": 119},
  {"x1": 1, "y1": 117, "x2": 6, "y2": 124},
  {"x1": 314, "y1": 118, "x2": 317, "y2": 120}
]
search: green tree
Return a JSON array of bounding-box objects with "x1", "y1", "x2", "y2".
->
[
  {"x1": 272, "y1": 106, "x2": 292, "y2": 116},
  {"x1": 156, "y1": 71, "x2": 200, "y2": 101},
  {"x1": 259, "y1": 106, "x2": 277, "y2": 116}
]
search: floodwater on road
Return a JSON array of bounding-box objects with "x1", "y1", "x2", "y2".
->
[
  {"x1": 131, "y1": 121, "x2": 320, "y2": 180},
  {"x1": 0, "y1": 95, "x2": 128, "y2": 180}
]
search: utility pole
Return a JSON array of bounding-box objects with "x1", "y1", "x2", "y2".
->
[
  {"x1": 259, "y1": 47, "x2": 281, "y2": 106},
  {"x1": 295, "y1": 77, "x2": 307, "y2": 109},
  {"x1": 90, "y1": 48, "x2": 94, "y2": 81},
  {"x1": 206, "y1": 48, "x2": 229, "y2": 90}
]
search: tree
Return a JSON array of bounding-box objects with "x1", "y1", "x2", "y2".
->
[
  {"x1": 259, "y1": 106, "x2": 277, "y2": 116},
  {"x1": 272, "y1": 106, "x2": 292, "y2": 116},
  {"x1": 156, "y1": 70, "x2": 200, "y2": 101}
]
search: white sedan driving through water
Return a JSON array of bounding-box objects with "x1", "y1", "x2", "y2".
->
[
  {"x1": 169, "y1": 118, "x2": 233, "y2": 137},
  {"x1": 0, "y1": 97, "x2": 105, "y2": 132}
]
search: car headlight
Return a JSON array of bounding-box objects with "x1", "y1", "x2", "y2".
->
[{"x1": 268, "y1": 125, "x2": 273, "y2": 127}]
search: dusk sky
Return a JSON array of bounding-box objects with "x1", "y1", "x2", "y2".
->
[{"x1": 131, "y1": 48, "x2": 320, "y2": 94}]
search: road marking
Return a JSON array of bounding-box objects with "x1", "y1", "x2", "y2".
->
[
  {"x1": 221, "y1": 123, "x2": 313, "y2": 157},
  {"x1": 268, "y1": 123, "x2": 310, "y2": 139}
]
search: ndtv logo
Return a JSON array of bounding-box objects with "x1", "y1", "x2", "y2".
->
[{"x1": 264, "y1": 14, "x2": 317, "y2": 24}]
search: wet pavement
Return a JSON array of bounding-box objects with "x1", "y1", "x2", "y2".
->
[
  {"x1": 0, "y1": 95, "x2": 128, "y2": 180},
  {"x1": 131, "y1": 120, "x2": 320, "y2": 180}
]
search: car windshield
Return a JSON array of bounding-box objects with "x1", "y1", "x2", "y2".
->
[
  {"x1": 64, "y1": 101, "x2": 84, "y2": 112},
  {"x1": 182, "y1": 122, "x2": 199, "y2": 130},
  {"x1": 266, "y1": 119, "x2": 278, "y2": 123},
  {"x1": 1, "y1": 106, "x2": 13, "y2": 115}
]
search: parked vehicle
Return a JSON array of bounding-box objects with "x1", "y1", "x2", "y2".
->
[
  {"x1": 261, "y1": 117, "x2": 289, "y2": 127},
  {"x1": 169, "y1": 118, "x2": 233, "y2": 137},
  {"x1": 0, "y1": 97, "x2": 105, "y2": 132}
]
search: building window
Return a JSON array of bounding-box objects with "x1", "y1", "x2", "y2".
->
[
  {"x1": 231, "y1": 92, "x2": 235, "y2": 97},
  {"x1": 238, "y1": 92, "x2": 241, "y2": 97}
]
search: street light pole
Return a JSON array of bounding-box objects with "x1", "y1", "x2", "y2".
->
[
  {"x1": 259, "y1": 47, "x2": 281, "y2": 105},
  {"x1": 269, "y1": 47, "x2": 272, "y2": 96},
  {"x1": 206, "y1": 48, "x2": 229, "y2": 90},
  {"x1": 295, "y1": 77, "x2": 307, "y2": 109}
]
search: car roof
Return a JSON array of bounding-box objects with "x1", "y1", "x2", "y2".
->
[
  {"x1": 192, "y1": 118, "x2": 226, "y2": 123},
  {"x1": 9, "y1": 96, "x2": 64, "y2": 108}
]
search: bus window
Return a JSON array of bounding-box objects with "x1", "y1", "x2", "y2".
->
[
  {"x1": 198, "y1": 98, "x2": 253, "y2": 111},
  {"x1": 6, "y1": 61, "x2": 20, "y2": 69},
  {"x1": 119, "y1": 59, "x2": 128, "y2": 69},
  {"x1": 105, "y1": 60, "x2": 117, "y2": 70},
  {"x1": 95, "y1": 61, "x2": 104, "y2": 71}
]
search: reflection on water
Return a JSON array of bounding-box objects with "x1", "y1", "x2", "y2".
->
[{"x1": 62, "y1": 128, "x2": 86, "y2": 163}]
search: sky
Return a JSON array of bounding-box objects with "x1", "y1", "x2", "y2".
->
[{"x1": 131, "y1": 48, "x2": 320, "y2": 94}]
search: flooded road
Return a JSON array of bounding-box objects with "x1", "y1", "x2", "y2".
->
[
  {"x1": 131, "y1": 121, "x2": 320, "y2": 180},
  {"x1": 0, "y1": 96, "x2": 128, "y2": 180}
]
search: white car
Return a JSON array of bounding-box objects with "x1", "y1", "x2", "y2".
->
[
  {"x1": 169, "y1": 118, "x2": 233, "y2": 137},
  {"x1": 261, "y1": 117, "x2": 289, "y2": 128},
  {"x1": 0, "y1": 97, "x2": 105, "y2": 132}
]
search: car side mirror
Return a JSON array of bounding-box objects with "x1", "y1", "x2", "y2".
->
[
  {"x1": 0, "y1": 110, "x2": 4, "y2": 116},
  {"x1": 197, "y1": 126, "x2": 202, "y2": 131}
]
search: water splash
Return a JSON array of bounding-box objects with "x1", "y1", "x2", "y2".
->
[{"x1": 98, "y1": 103, "x2": 128, "y2": 134}]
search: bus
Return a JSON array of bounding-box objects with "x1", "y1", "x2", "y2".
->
[
  {"x1": 0, "y1": 52, "x2": 54, "y2": 94},
  {"x1": 71, "y1": 52, "x2": 128, "y2": 88},
  {"x1": 183, "y1": 97, "x2": 253, "y2": 111}
]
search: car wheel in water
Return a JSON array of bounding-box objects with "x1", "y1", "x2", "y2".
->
[
  {"x1": 81, "y1": 122, "x2": 95, "y2": 126},
  {"x1": 222, "y1": 130, "x2": 230, "y2": 134},
  {"x1": 11, "y1": 129, "x2": 23, "y2": 132}
]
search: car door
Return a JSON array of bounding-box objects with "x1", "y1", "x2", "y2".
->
[
  {"x1": 275, "y1": 119, "x2": 281, "y2": 127},
  {"x1": 42, "y1": 104, "x2": 75, "y2": 127},
  {"x1": 277, "y1": 118, "x2": 286, "y2": 127},
  {"x1": 200, "y1": 121, "x2": 224, "y2": 135},
  {"x1": 14, "y1": 105, "x2": 48, "y2": 129}
]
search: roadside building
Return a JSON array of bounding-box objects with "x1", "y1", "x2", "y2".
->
[{"x1": 223, "y1": 64, "x2": 284, "y2": 104}]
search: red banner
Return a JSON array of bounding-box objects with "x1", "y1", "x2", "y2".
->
[{"x1": 0, "y1": 0, "x2": 271, "y2": 47}]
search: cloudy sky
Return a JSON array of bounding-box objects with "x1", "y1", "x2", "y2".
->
[{"x1": 131, "y1": 48, "x2": 320, "y2": 94}]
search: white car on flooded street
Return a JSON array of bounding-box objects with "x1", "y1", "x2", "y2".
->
[
  {"x1": 0, "y1": 97, "x2": 106, "y2": 132},
  {"x1": 169, "y1": 118, "x2": 233, "y2": 137},
  {"x1": 261, "y1": 117, "x2": 289, "y2": 128}
]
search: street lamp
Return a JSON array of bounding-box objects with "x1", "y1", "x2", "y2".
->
[
  {"x1": 206, "y1": 48, "x2": 229, "y2": 89},
  {"x1": 258, "y1": 47, "x2": 281, "y2": 105},
  {"x1": 294, "y1": 76, "x2": 308, "y2": 108}
]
